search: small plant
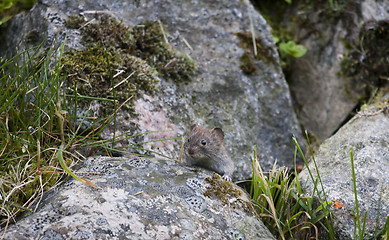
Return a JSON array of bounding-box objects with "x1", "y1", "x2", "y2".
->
[
  {"x1": 273, "y1": 36, "x2": 307, "y2": 67},
  {"x1": 293, "y1": 134, "x2": 336, "y2": 239},
  {"x1": 250, "y1": 129, "x2": 340, "y2": 239},
  {"x1": 349, "y1": 148, "x2": 368, "y2": 240},
  {"x1": 0, "y1": 0, "x2": 35, "y2": 25},
  {"x1": 382, "y1": 215, "x2": 389, "y2": 239},
  {"x1": 250, "y1": 144, "x2": 332, "y2": 240},
  {"x1": 278, "y1": 40, "x2": 307, "y2": 58}
]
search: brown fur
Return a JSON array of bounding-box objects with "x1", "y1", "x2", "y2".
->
[{"x1": 184, "y1": 124, "x2": 234, "y2": 181}]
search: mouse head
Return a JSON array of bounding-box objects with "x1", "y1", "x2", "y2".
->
[
  {"x1": 185, "y1": 124, "x2": 225, "y2": 158},
  {"x1": 190, "y1": 124, "x2": 224, "y2": 138}
]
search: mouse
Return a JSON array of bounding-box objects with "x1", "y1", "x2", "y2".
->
[{"x1": 184, "y1": 124, "x2": 234, "y2": 181}]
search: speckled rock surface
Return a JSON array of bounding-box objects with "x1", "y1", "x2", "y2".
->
[
  {"x1": 298, "y1": 96, "x2": 389, "y2": 239},
  {"x1": 0, "y1": 0, "x2": 304, "y2": 180},
  {"x1": 1, "y1": 157, "x2": 275, "y2": 240}
]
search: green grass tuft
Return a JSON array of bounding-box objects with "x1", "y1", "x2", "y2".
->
[
  {"x1": 250, "y1": 130, "x2": 388, "y2": 239},
  {"x1": 249, "y1": 132, "x2": 335, "y2": 239},
  {"x1": 0, "y1": 38, "x2": 66, "y2": 228},
  {"x1": 0, "y1": 37, "x2": 176, "y2": 229}
]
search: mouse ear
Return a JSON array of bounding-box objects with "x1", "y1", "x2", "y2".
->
[
  {"x1": 190, "y1": 124, "x2": 198, "y2": 131},
  {"x1": 212, "y1": 128, "x2": 224, "y2": 140}
]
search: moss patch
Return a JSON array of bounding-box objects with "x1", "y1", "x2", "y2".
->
[
  {"x1": 64, "y1": 15, "x2": 85, "y2": 29},
  {"x1": 62, "y1": 15, "x2": 196, "y2": 115},
  {"x1": 65, "y1": 14, "x2": 195, "y2": 85},
  {"x1": 129, "y1": 21, "x2": 196, "y2": 84},
  {"x1": 235, "y1": 32, "x2": 277, "y2": 74},
  {"x1": 239, "y1": 52, "x2": 259, "y2": 74},
  {"x1": 62, "y1": 46, "x2": 158, "y2": 112},
  {"x1": 204, "y1": 173, "x2": 255, "y2": 214}
]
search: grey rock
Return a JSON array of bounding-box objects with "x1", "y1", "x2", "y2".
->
[
  {"x1": 283, "y1": 0, "x2": 389, "y2": 141},
  {"x1": 298, "y1": 97, "x2": 389, "y2": 239},
  {"x1": 1, "y1": 157, "x2": 275, "y2": 240},
  {"x1": 0, "y1": 0, "x2": 304, "y2": 180}
]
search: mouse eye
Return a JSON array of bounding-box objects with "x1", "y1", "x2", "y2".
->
[
  {"x1": 201, "y1": 140, "x2": 207, "y2": 145},
  {"x1": 187, "y1": 138, "x2": 191, "y2": 143}
]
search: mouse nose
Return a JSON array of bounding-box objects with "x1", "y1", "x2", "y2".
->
[{"x1": 188, "y1": 147, "x2": 195, "y2": 155}]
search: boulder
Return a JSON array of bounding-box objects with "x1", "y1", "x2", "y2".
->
[
  {"x1": 0, "y1": 0, "x2": 304, "y2": 179},
  {"x1": 298, "y1": 96, "x2": 389, "y2": 239},
  {"x1": 258, "y1": 0, "x2": 389, "y2": 141},
  {"x1": 0, "y1": 157, "x2": 275, "y2": 240}
]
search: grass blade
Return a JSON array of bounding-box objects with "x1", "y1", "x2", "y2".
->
[{"x1": 56, "y1": 144, "x2": 99, "y2": 189}]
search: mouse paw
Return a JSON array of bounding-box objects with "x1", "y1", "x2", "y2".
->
[{"x1": 222, "y1": 174, "x2": 232, "y2": 182}]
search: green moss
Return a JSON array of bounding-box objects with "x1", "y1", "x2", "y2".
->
[
  {"x1": 64, "y1": 15, "x2": 86, "y2": 29},
  {"x1": 129, "y1": 21, "x2": 196, "y2": 85},
  {"x1": 62, "y1": 15, "x2": 196, "y2": 115},
  {"x1": 80, "y1": 15, "x2": 134, "y2": 50},
  {"x1": 376, "y1": 97, "x2": 389, "y2": 111},
  {"x1": 339, "y1": 51, "x2": 359, "y2": 76},
  {"x1": 239, "y1": 52, "x2": 258, "y2": 74},
  {"x1": 62, "y1": 46, "x2": 158, "y2": 114},
  {"x1": 236, "y1": 32, "x2": 277, "y2": 74},
  {"x1": 2, "y1": 169, "x2": 59, "y2": 217},
  {"x1": 80, "y1": 16, "x2": 195, "y2": 85},
  {"x1": 203, "y1": 173, "x2": 255, "y2": 214},
  {"x1": 254, "y1": 0, "x2": 358, "y2": 27},
  {"x1": 204, "y1": 174, "x2": 240, "y2": 202},
  {"x1": 24, "y1": 172, "x2": 59, "y2": 198}
]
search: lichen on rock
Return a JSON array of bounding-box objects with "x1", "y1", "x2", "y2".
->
[{"x1": 0, "y1": 157, "x2": 275, "y2": 239}]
